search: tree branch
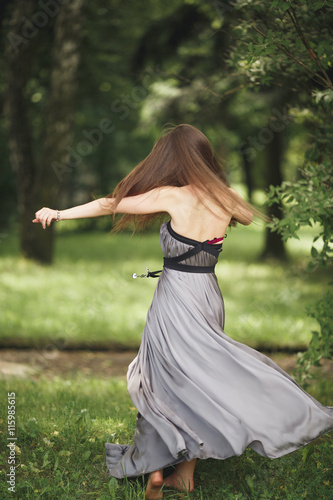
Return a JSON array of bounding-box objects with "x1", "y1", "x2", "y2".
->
[
  {"x1": 288, "y1": 7, "x2": 332, "y2": 89},
  {"x1": 251, "y1": 25, "x2": 330, "y2": 88},
  {"x1": 161, "y1": 71, "x2": 250, "y2": 100}
]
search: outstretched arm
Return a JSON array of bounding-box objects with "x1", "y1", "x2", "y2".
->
[{"x1": 33, "y1": 188, "x2": 174, "y2": 229}]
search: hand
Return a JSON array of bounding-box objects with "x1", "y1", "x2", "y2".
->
[{"x1": 32, "y1": 207, "x2": 57, "y2": 229}]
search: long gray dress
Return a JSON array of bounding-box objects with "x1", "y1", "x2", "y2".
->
[{"x1": 105, "y1": 221, "x2": 333, "y2": 478}]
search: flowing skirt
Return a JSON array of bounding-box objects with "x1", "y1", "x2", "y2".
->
[{"x1": 105, "y1": 268, "x2": 333, "y2": 478}]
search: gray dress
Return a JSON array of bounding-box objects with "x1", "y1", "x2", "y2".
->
[{"x1": 105, "y1": 221, "x2": 333, "y2": 478}]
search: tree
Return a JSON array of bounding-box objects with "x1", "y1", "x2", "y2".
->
[
  {"x1": 1, "y1": 0, "x2": 180, "y2": 240},
  {"x1": 261, "y1": 121, "x2": 287, "y2": 260},
  {"x1": 227, "y1": 0, "x2": 333, "y2": 377},
  {"x1": 4, "y1": 0, "x2": 84, "y2": 263},
  {"x1": 266, "y1": 122, "x2": 333, "y2": 382}
]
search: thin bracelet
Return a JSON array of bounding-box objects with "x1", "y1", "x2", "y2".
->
[{"x1": 56, "y1": 210, "x2": 61, "y2": 222}]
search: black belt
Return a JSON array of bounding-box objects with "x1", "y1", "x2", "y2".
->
[
  {"x1": 132, "y1": 239, "x2": 222, "y2": 279},
  {"x1": 163, "y1": 259, "x2": 215, "y2": 274}
]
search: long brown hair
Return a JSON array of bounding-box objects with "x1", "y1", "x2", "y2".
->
[{"x1": 107, "y1": 124, "x2": 268, "y2": 232}]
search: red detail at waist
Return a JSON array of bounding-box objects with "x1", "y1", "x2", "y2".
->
[{"x1": 207, "y1": 237, "x2": 224, "y2": 244}]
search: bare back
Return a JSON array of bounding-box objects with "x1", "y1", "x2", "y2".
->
[
  {"x1": 111, "y1": 183, "x2": 253, "y2": 235},
  {"x1": 166, "y1": 185, "x2": 235, "y2": 242}
]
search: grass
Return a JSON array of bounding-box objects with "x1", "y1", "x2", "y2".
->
[
  {"x1": 0, "y1": 222, "x2": 330, "y2": 350},
  {"x1": 0, "y1": 222, "x2": 332, "y2": 499},
  {"x1": 0, "y1": 373, "x2": 332, "y2": 500}
]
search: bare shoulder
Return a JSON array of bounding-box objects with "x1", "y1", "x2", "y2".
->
[
  {"x1": 156, "y1": 185, "x2": 196, "y2": 206},
  {"x1": 148, "y1": 186, "x2": 182, "y2": 205},
  {"x1": 171, "y1": 185, "x2": 202, "y2": 203}
]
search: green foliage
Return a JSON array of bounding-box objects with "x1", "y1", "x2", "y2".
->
[
  {"x1": 266, "y1": 160, "x2": 333, "y2": 267},
  {"x1": 230, "y1": 0, "x2": 333, "y2": 378},
  {"x1": 295, "y1": 290, "x2": 333, "y2": 385},
  {"x1": 228, "y1": 0, "x2": 333, "y2": 91},
  {"x1": 265, "y1": 120, "x2": 332, "y2": 381}
]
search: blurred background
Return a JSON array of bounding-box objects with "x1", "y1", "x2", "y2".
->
[
  {"x1": 0, "y1": 2, "x2": 332, "y2": 498},
  {"x1": 0, "y1": 0, "x2": 332, "y2": 368}
]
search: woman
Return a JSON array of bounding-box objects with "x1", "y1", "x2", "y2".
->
[{"x1": 34, "y1": 124, "x2": 333, "y2": 499}]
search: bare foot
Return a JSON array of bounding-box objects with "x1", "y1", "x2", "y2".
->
[
  {"x1": 163, "y1": 471, "x2": 194, "y2": 493},
  {"x1": 145, "y1": 470, "x2": 164, "y2": 499}
]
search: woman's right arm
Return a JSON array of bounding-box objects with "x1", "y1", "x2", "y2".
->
[{"x1": 33, "y1": 188, "x2": 175, "y2": 229}]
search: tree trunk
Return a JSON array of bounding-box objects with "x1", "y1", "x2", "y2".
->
[
  {"x1": 4, "y1": 0, "x2": 84, "y2": 264},
  {"x1": 240, "y1": 148, "x2": 253, "y2": 203},
  {"x1": 261, "y1": 129, "x2": 288, "y2": 260},
  {"x1": 4, "y1": 0, "x2": 38, "y2": 257}
]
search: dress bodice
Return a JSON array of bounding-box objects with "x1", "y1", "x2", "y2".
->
[{"x1": 160, "y1": 221, "x2": 223, "y2": 269}]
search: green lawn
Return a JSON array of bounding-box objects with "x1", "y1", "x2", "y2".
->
[
  {"x1": 0, "y1": 373, "x2": 332, "y2": 499},
  {"x1": 0, "y1": 222, "x2": 329, "y2": 350},
  {"x1": 1, "y1": 224, "x2": 332, "y2": 499}
]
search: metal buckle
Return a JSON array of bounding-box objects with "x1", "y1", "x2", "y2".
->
[{"x1": 132, "y1": 267, "x2": 150, "y2": 279}]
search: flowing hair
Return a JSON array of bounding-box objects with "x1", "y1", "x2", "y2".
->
[{"x1": 106, "y1": 124, "x2": 269, "y2": 232}]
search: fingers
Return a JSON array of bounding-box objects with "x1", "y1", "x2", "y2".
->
[{"x1": 33, "y1": 208, "x2": 56, "y2": 229}]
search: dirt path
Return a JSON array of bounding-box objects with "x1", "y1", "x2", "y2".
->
[
  {"x1": 0, "y1": 348, "x2": 332, "y2": 381},
  {"x1": 0, "y1": 349, "x2": 138, "y2": 380}
]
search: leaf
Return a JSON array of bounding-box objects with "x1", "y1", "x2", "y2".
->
[
  {"x1": 313, "y1": 1, "x2": 326, "y2": 11},
  {"x1": 42, "y1": 451, "x2": 51, "y2": 468},
  {"x1": 108, "y1": 477, "x2": 118, "y2": 495},
  {"x1": 280, "y1": 2, "x2": 291, "y2": 12},
  {"x1": 82, "y1": 450, "x2": 91, "y2": 461},
  {"x1": 311, "y1": 246, "x2": 319, "y2": 258},
  {"x1": 245, "y1": 474, "x2": 255, "y2": 490},
  {"x1": 302, "y1": 444, "x2": 315, "y2": 464},
  {"x1": 270, "y1": 0, "x2": 279, "y2": 9}
]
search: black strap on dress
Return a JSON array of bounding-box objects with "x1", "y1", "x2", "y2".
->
[
  {"x1": 163, "y1": 239, "x2": 222, "y2": 274},
  {"x1": 132, "y1": 233, "x2": 224, "y2": 278}
]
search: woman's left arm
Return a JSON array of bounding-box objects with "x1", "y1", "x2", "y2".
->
[{"x1": 33, "y1": 187, "x2": 174, "y2": 228}]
